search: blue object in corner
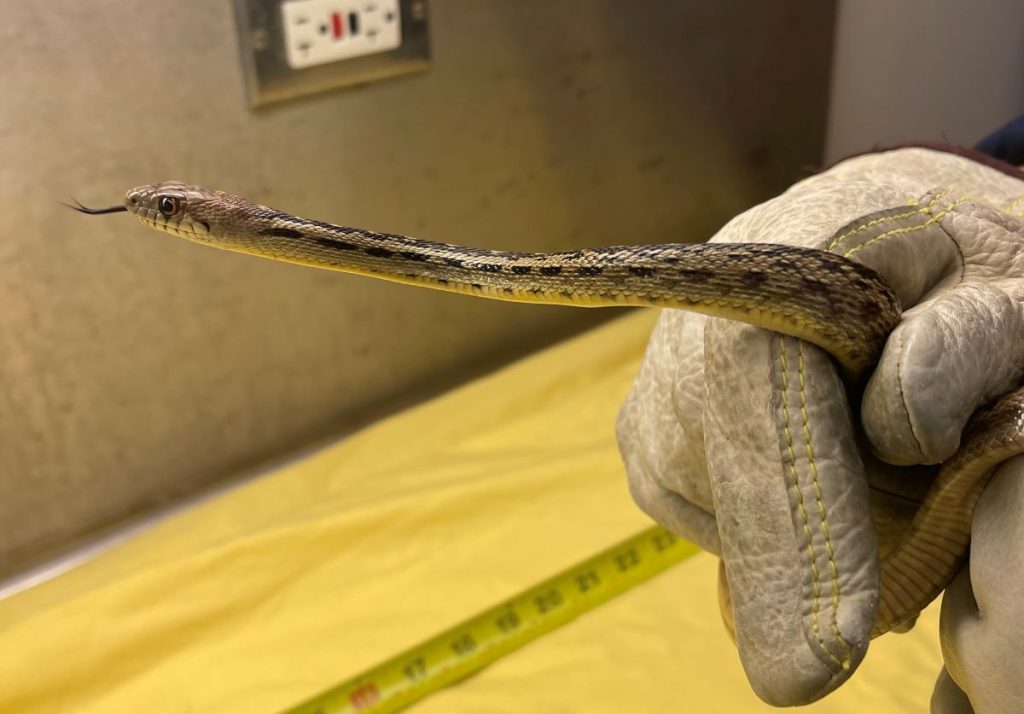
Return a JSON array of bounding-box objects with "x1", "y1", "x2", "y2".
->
[{"x1": 976, "y1": 114, "x2": 1024, "y2": 165}]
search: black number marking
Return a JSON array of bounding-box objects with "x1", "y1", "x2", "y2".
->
[
  {"x1": 615, "y1": 547, "x2": 640, "y2": 571},
  {"x1": 451, "y1": 633, "x2": 477, "y2": 656},
  {"x1": 652, "y1": 531, "x2": 677, "y2": 552},
  {"x1": 403, "y1": 656, "x2": 427, "y2": 681},
  {"x1": 534, "y1": 588, "x2": 564, "y2": 614},
  {"x1": 575, "y1": 569, "x2": 601, "y2": 593},
  {"x1": 495, "y1": 609, "x2": 521, "y2": 632}
]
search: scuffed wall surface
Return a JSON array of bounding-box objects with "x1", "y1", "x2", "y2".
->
[{"x1": 0, "y1": 1, "x2": 833, "y2": 572}]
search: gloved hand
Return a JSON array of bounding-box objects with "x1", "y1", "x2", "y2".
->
[{"x1": 616, "y1": 147, "x2": 1024, "y2": 708}]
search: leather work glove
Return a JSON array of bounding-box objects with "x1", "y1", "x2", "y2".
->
[
  {"x1": 616, "y1": 147, "x2": 1024, "y2": 709},
  {"x1": 932, "y1": 456, "x2": 1024, "y2": 714}
]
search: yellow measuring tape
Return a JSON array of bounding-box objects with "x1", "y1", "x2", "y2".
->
[{"x1": 282, "y1": 525, "x2": 699, "y2": 714}]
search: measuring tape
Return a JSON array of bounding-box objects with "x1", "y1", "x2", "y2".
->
[{"x1": 282, "y1": 525, "x2": 700, "y2": 714}]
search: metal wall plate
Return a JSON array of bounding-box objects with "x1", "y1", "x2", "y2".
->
[{"x1": 233, "y1": 0, "x2": 430, "y2": 108}]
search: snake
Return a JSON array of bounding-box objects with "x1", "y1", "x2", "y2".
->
[{"x1": 71, "y1": 181, "x2": 1024, "y2": 637}]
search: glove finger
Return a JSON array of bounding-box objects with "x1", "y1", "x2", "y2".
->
[
  {"x1": 864, "y1": 282, "x2": 1024, "y2": 464},
  {"x1": 622, "y1": 468, "x2": 721, "y2": 554},
  {"x1": 931, "y1": 667, "x2": 975, "y2": 714},
  {"x1": 616, "y1": 311, "x2": 721, "y2": 552},
  {"x1": 939, "y1": 456, "x2": 1024, "y2": 714},
  {"x1": 821, "y1": 189, "x2": 963, "y2": 311},
  {"x1": 828, "y1": 197, "x2": 1024, "y2": 464},
  {"x1": 717, "y1": 559, "x2": 736, "y2": 642},
  {"x1": 703, "y1": 321, "x2": 877, "y2": 705}
]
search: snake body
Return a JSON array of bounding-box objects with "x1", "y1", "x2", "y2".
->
[{"x1": 72, "y1": 181, "x2": 1024, "y2": 636}]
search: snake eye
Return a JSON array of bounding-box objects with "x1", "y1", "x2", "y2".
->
[{"x1": 158, "y1": 196, "x2": 181, "y2": 217}]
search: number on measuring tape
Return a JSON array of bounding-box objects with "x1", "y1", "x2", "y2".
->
[
  {"x1": 348, "y1": 683, "x2": 380, "y2": 709},
  {"x1": 495, "y1": 609, "x2": 521, "y2": 632},
  {"x1": 651, "y1": 531, "x2": 677, "y2": 551},
  {"x1": 403, "y1": 656, "x2": 427, "y2": 681},
  {"x1": 533, "y1": 588, "x2": 564, "y2": 614},
  {"x1": 451, "y1": 633, "x2": 477, "y2": 656},
  {"x1": 614, "y1": 547, "x2": 640, "y2": 571},
  {"x1": 575, "y1": 569, "x2": 601, "y2": 592}
]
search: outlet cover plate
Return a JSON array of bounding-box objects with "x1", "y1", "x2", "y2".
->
[{"x1": 234, "y1": 0, "x2": 430, "y2": 108}]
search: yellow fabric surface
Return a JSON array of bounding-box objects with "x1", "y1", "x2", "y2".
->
[{"x1": 0, "y1": 310, "x2": 942, "y2": 713}]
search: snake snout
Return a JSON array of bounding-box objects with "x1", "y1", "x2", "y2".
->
[
  {"x1": 119, "y1": 182, "x2": 222, "y2": 241},
  {"x1": 125, "y1": 188, "x2": 143, "y2": 210}
]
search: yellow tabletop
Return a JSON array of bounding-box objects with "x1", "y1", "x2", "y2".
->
[{"x1": 0, "y1": 310, "x2": 942, "y2": 713}]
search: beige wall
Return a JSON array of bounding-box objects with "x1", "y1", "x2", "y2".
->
[
  {"x1": 827, "y1": 0, "x2": 1024, "y2": 161},
  {"x1": 0, "y1": 1, "x2": 833, "y2": 574}
]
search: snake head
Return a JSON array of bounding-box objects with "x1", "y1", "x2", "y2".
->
[
  {"x1": 121, "y1": 182, "x2": 227, "y2": 243},
  {"x1": 67, "y1": 181, "x2": 228, "y2": 243},
  {"x1": 72, "y1": 181, "x2": 291, "y2": 257}
]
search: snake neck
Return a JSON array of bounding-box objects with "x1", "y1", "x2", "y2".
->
[{"x1": 204, "y1": 207, "x2": 900, "y2": 377}]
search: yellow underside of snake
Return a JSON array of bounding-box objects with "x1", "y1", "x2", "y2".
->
[{"x1": 72, "y1": 181, "x2": 1024, "y2": 638}]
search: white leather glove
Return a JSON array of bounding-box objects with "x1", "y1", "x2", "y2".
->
[
  {"x1": 932, "y1": 456, "x2": 1024, "y2": 714},
  {"x1": 616, "y1": 147, "x2": 1024, "y2": 708}
]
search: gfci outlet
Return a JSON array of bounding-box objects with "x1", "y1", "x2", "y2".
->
[
  {"x1": 233, "y1": 0, "x2": 429, "y2": 107},
  {"x1": 282, "y1": 0, "x2": 402, "y2": 69}
]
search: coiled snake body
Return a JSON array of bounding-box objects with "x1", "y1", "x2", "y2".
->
[{"x1": 73, "y1": 181, "x2": 1024, "y2": 636}]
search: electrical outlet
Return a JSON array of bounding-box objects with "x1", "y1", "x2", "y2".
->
[
  {"x1": 282, "y1": 0, "x2": 402, "y2": 69},
  {"x1": 233, "y1": 0, "x2": 429, "y2": 107}
]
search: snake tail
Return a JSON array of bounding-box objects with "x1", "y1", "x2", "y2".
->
[{"x1": 873, "y1": 387, "x2": 1024, "y2": 635}]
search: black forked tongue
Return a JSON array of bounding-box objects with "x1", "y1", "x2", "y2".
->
[{"x1": 63, "y1": 198, "x2": 127, "y2": 215}]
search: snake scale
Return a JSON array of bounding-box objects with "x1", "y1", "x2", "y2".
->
[{"x1": 72, "y1": 181, "x2": 1024, "y2": 636}]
